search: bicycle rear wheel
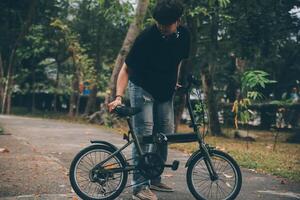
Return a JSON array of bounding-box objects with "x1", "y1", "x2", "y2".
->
[
  {"x1": 186, "y1": 150, "x2": 242, "y2": 200},
  {"x1": 69, "y1": 144, "x2": 128, "y2": 200}
]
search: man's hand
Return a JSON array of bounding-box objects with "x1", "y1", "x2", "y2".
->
[
  {"x1": 108, "y1": 97, "x2": 122, "y2": 112},
  {"x1": 175, "y1": 83, "x2": 182, "y2": 90}
]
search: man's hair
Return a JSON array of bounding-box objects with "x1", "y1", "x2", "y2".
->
[{"x1": 152, "y1": 0, "x2": 184, "y2": 25}]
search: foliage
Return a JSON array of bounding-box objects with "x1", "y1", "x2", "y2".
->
[
  {"x1": 241, "y1": 70, "x2": 277, "y2": 100},
  {"x1": 170, "y1": 127, "x2": 300, "y2": 182},
  {"x1": 232, "y1": 70, "x2": 276, "y2": 128},
  {"x1": 1, "y1": 0, "x2": 299, "y2": 117},
  {"x1": 192, "y1": 90, "x2": 209, "y2": 127},
  {"x1": 51, "y1": 19, "x2": 95, "y2": 92}
]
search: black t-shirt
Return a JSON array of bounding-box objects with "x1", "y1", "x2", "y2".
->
[{"x1": 125, "y1": 24, "x2": 190, "y2": 102}]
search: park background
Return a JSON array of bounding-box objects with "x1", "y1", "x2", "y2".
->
[{"x1": 0, "y1": 0, "x2": 300, "y2": 187}]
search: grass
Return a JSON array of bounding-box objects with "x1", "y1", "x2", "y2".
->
[
  {"x1": 11, "y1": 107, "x2": 89, "y2": 124},
  {"x1": 9, "y1": 107, "x2": 300, "y2": 182},
  {"x1": 172, "y1": 125, "x2": 300, "y2": 182}
]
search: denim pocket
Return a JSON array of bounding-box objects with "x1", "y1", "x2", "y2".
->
[
  {"x1": 142, "y1": 92, "x2": 153, "y2": 103},
  {"x1": 129, "y1": 81, "x2": 154, "y2": 105}
]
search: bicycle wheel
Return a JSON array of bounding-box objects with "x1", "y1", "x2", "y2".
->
[
  {"x1": 69, "y1": 144, "x2": 128, "y2": 200},
  {"x1": 186, "y1": 150, "x2": 242, "y2": 200}
]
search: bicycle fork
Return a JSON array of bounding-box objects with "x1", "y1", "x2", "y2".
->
[{"x1": 201, "y1": 143, "x2": 219, "y2": 181}]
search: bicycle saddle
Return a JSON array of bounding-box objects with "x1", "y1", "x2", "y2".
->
[{"x1": 114, "y1": 105, "x2": 142, "y2": 117}]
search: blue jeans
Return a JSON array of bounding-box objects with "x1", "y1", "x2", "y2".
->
[{"x1": 128, "y1": 81, "x2": 174, "y2": 193}]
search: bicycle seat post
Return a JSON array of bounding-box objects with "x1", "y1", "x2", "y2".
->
[{"x1": 126, "y1": 117, "x2": 144, "y2": 156}]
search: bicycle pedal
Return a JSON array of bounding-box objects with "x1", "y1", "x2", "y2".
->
[
  {"x1": 165, "y1": 160, "x2": 180, "y2": 171},
  {"x1": 171, "y1": 160, "x2": 179, "y2": 170}
]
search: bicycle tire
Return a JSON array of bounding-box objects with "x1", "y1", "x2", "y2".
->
[
  {"x1": 69, "y1": 144, "x2": 128, "y2": 200},
  {"x1": 186, "y1": 150, "x2": 242, "y2": 200}
]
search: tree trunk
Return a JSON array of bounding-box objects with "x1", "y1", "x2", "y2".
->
[
  {"x1": 201, "y1": 64, "x2": 222, "y2": 135},
  {"x1": 84, "y1": 85, "x2": 97, "y2": 115},
  {"x1": 1, "y1": 0, "x2": 37, "y2": 114},
  {"x1": 53, "y1": 60, "x2": 60, "y2": 112},
  {"x1": 6, "y1": 69, "x2": 14, "y2": 114},
  {"x1": 0, "y1": 53, "x2": 4, "y2": 106},
  {"x1": 6, "y1": 92, "x2": 12, "y2": 114},
  {"x1": 76, "y1": 91, "x2": 81, "y2": 116},
  {"x1": 104, "y1": 0, "x2": 149, "y2": 105},
  {"x1": 2, "y1": 48, "x2": 16, "y2": 114},
  {"x1": 69, "y1": 77, "x2": 79, "y2": 117},
  {"x1": 174, "y1": 16, "x2": 198, "y2": 132},
  {"x1": 202, "y1": 2, "x2": 222, "y2": 136},
  {"x1": 84, "y1": 31, "x2": 101, "y2": 115},
  {"x1": 69, "y1": 55, "x2": 80, "y2": 117},
  {"x1": 31, "y1": 63, "x2": 36, "y2": 112}
]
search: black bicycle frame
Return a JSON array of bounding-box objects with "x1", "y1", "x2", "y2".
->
[
  {"x1": 184, "y1": 81, "x2": 219, "y2": 180},
  {"x1": 92, "y1": 79, "x2": 219, "y2": 180}
]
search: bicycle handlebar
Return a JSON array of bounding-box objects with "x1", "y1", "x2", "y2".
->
[
  {"x1": 112, "y1": 74, "x2": 201, "y2": 118},
  {"x1": 113, "y1": 105, "x2": 141, "y2": 117}
]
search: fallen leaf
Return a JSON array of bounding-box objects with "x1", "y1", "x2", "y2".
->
[
  {"x1": 266, "y1": 145, "x2": 272, "y2": 149},
  {"x1": 216, "y1": 146, "x2": 226, "y2": 151},
  {"x1": 163, "y1": 173, "x2": 173, "y2": 178},
  {"x1": 0, "y1": 148, "x2": 9, "y2": 153},
  {"x1": 249, "y1": 169, "x2": 256, "y2": 172}
]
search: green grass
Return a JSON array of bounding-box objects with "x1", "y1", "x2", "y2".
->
[
  {"x1": 171, "y1": 125, "x2": 300, "y2": 182},
  {"x1": 11, "y1": 107, "x2": 88, "y2": 124}
]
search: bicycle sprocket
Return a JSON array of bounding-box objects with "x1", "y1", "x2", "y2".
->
[{"x1": 137, "y1": 153, "x2": 164, "y2": 179}]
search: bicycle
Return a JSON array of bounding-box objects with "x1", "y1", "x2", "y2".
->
[{"x1": 69, "y1": 75, "x2": 242, "y2": 200}]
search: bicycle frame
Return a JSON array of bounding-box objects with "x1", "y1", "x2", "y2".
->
[{"x1": 91, "y1": 77, "x2": 219, "y2": 181}]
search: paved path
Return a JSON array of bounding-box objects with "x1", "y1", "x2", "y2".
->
[{"x1": 0, "y1": 115, "x2": 299, "y2": 200}]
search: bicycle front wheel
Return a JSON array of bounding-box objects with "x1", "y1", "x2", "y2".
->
[
  {"x1": 69, "y1": 144, "x2": 128, "y2": 200},
  {"x1": 186, "y1": 150, "x2": 242, "y2": 200}
]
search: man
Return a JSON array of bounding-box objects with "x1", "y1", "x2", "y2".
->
[{"x1": 108, "y1": 0, "x2": 190, "y2": 199}]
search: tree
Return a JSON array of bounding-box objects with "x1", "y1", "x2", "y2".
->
[
  {"x1": 0, "y1": 0, "x2": 38, "y2": 114},
  {"x1": 183, "y1": 0, "x2": 231, "y2": 135},
  {"x1": 71, "y1": 0, "x2": 131, "y2": 115},
  {"x1": 51, "y1": 19, "x2": 94, "y2": 117},
  {"x1": 105, "y1": 0, "x2": 150, "y2": 105},
  {"x1": 0, "y1": 0, "x2": 70, "y2": 113},
  {"x1": 174, "y1": 15, "x2": 199, "y2": 132}
]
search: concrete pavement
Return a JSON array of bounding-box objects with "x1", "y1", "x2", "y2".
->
[{"x1": 0, "y1": 115, "x2": 300, "y2": 200}]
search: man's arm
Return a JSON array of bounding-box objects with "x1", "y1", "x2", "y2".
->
[
  {"x1": 176, "y1": 61, "x2": 183, "y2": 89},
  {"x1": 176, "y1": 59, "x2": 187, "y2": 89},
  {"x1": 108, "y1": 63, "x2": 129, "y2": 112},
  {"x1": 116, "y1": 63, "x2": 129, "y2": 97}
]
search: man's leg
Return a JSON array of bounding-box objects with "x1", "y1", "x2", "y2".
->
[
  {"x1": 129, "y1": 82, "x2": 157, "y2": 200},
  {"x1": 151, "y1": 98, "x2": 175, "y2": 192}
]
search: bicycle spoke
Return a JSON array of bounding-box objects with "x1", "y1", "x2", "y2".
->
[
  {"x1": 91, "y1": 184, "x2": 98, "y2": 198},
  {"x1": 217, "y1": 178, "x2": 234, "y2": 193},
  {"x1": 72, "y1": 146, "x2": 128, "y2": 200},
  {"x1": 76, "y1": 173, "x2": 89, "y2": 181},
  {"x1": 78, "y1": 161, "x2": 92, "y2": 172},
  {"x1": 88, "y1": 153, "x2": 96, "y2": 166},
  {"x1": 188, "y1": 152, "x2": 241, "y2": 200},
  {"x1": 216, "y1": 181, "x2": 228, "y2": 199},
  {"x1": 200, "y1": 181, "x2": 212, "y2": 198}
]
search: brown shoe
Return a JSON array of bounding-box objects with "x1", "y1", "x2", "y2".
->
[
  {"x1": 132, "y1": 187, "x2": 158, "y2": 200},
  {"x1": 150, "y1": 182, "x2": 174, "y2": 192}
]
